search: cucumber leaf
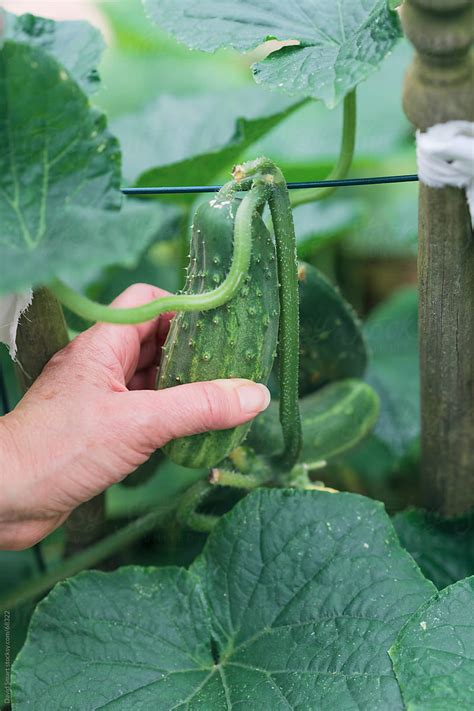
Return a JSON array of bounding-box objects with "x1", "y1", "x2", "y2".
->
[
  {"x1": 0, "y1": 197, "x2": 176, "y2": 295},
  {"x1": 3, "y1": 10, "x2": 104, "y2": 95},
  {"x1": 0, "y1": 41, "x2": 176, "y2": 295},
  {"x1": 390, "y1": 577, "x2": 474, "y2": 711},
  {"x1": 297, "y1": 262, "x2": 368, "y2": 394},
  {"x1": 253, "y1": 39, "x2": 414, "y2": 165},
  {"x1": 393, "y1": 509, "x2": 474, "y2": 590},
  {"x1": 0, "y1": 550, "x2": 38, "y2": 701},
  {"x1": 144, "y1": 0, "x2": 402, "y2": 108},
  {"x1": 12, "y1": 490, "x2": 435, "y2": 708},
  {"x1": 248, "y1": 379, "x2": 379, "y2": 464}
]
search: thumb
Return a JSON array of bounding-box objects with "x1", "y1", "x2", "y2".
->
[{"x1": 122, "y1": 379, "x2": 271, "y2": 448}]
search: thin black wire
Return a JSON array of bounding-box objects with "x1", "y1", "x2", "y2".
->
[{"x1": 121, "y1": 173, "x2": 419, "y2": 196}]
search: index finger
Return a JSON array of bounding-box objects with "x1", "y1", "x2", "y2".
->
[{"x1": 84, "y1": 283, "x2": 174, "y2": 384}]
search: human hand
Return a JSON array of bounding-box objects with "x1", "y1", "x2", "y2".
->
[{"x1": 0, "y1": 284, "x2": 271, "y2": 550}]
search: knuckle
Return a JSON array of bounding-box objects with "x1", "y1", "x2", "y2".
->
[{"x1": 199, "y1": 382, "x2": 230, "y2": 427}]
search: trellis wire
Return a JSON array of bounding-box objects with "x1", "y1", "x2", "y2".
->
[{"x1": 122, "y1": 173, "x2": 419, "y2": 196}]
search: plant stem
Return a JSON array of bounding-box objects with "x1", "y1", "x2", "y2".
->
[
  {"x1": 209, "y1": 468, "x2": 262, "y2": 489},
  {"x1": 14, "y1": 287, "x2": 69, "y2": 390},
  {"x1": 186, "y1": 512, "x2": 219, "y2": 533},
  {"x1": 268, "y1": 174, "x2": 303, "y2": 469},
  {"x1": 291, "y1": 90, "x2": 357, "y2": 208},
  {"x1": 0, "y1": 505, "x2": 176, "y2": 614},
  {"x1": 174, "y1": 479, "x2": 219, "y2": 532},
  {"x1": 33, "y1": 543, "x2": 47, "y2": 574},
  {"x1": 48, "y1": 182, "x2": 269, "y2": 325}
]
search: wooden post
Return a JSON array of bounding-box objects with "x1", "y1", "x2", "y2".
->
[{"x1": 401, "y1": 0, "x2": 474, "y2": 516}]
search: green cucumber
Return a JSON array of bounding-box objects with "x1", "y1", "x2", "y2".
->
[
  {"x1": 157, "y1": 191, "x2": 279, "y2": 469},
  {"x1": 247, "y1": 379, "x2": 380, "y2": 465},
  {"x1": 297, "y1": 262, "x2": 367, "y2": 395}
]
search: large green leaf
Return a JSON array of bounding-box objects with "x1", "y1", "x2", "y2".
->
[
  {"x1": 0, "y1": 41, "x2": 176, "y2": 294},
  {"x1": 144, "y1": 0, "x2": 402, "y2": 108},
  {"x1": 393, "y1": 509, "x2": 474, "y2": 590},
  {"x1": 4, "y1": 11, "x2": 104, "y2": 94},
  {"x1": 248, "y1": 379, "x2": 379, "y2": 464},
  {"x1": 364, "y1": 287, "x2": 419, "y2": 460},
  {"x1": 12, "y1": 489, "x2": 435, "y2": 708},
  {"x1": 390, "y1": 577, "x2": 474, "y2": 710},
  {"x1": 0, "y1": 198, "x2": 177, "y2": 295},
  {"x1": 122, "y1": 90, "x2": 304, "y2": 192},
  {"x1": 252, "y1": 39, "x2": 414, "y2": 164}
]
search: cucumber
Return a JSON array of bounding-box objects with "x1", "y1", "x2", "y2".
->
[
  {"x1": 247, "y1": 379, "x2": 380, "y2": 465},
  {"x1": 297, "y1": 262, "x2": 367, "y2": 395},
  {"x1": 157, "y1": 192, "x2": 279, "y2": 469}
]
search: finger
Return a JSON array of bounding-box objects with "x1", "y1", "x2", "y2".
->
[
  {"x1": 118, "y1": 379, "x2": 271, "y2": 448},
  {"x1": 84, "y1": 283, "x2": 173, "y2": 383}
]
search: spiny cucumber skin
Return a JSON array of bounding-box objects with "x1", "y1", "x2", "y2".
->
[
  {"x1": 247, "y1": 379, "x2": 380, "y2": 464},
  {"x1": 157, "y1": 194, "x2": 279, "y2": 469},
  {"x1": 297, "y1": 262, "x2": 368, "y2": 396}
]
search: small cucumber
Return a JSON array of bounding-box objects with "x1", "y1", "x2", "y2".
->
[
  {"x1": 297, "y1": 262, "x2": 367, "y2": 395},
  {"x1": 247, "y1": 379, "x2": 380, "y2": 465},
  {"x1": 157, "y1": 192, "x2": 279, "y2": 469}
]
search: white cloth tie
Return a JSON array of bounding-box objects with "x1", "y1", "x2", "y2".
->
[{"x1": 416, "y1": 121, "x2": 474, "y2": 226}]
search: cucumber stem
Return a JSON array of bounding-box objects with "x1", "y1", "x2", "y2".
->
[
  {"x1": 48, "y1": 181, "x2": 269, "y2": 325},
  {"x1": 209, "y1": 468, "x2": 262, "y2": 490},
  {"x1": 175, "y1": 479, "x2": 218, "y2": 532},
  {"x1": 291, "y1": 90, "x2": 357, "y2": 208}
]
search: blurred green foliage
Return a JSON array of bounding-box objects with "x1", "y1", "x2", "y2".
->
[{"x1": 93, "y1": 0, "x2": 251, "y2": 118}]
